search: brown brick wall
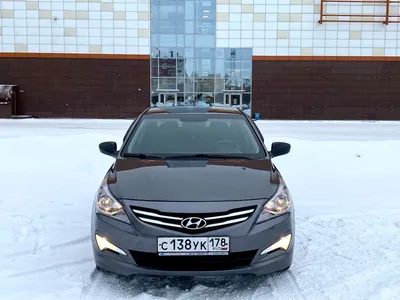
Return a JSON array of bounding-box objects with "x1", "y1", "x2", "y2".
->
[
  {"x1": 252, "y1": 60, "x2": 400, "y2": 120},
  {"x1": 1, "y1": 57, "x2": 400, "y2": 120},
  {"x1": 0, "y1": 57, "x2": 150, "y2": 118}
]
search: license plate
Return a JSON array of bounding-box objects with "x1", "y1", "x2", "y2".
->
[{"x1": 157, "y1": 237, "x2": 230, "y2": 256}]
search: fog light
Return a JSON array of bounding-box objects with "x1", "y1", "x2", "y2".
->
[
  {"x1": 260, "y1": 234, "x2": 292, "y2": 256},
  {"x1": 95, "y1": 234, "x2": 126, "y2": 255}
]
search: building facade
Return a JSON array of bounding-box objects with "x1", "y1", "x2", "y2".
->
[{"x1": 0, "y1": 0, "x2": 399, "y2": 120}]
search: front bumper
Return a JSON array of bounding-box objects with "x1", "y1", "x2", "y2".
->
[{"x1": 91, "y1": 209, "x2": 295, "y2": 277}]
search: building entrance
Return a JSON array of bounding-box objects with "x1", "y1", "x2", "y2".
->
[
  {"x1": 224, "y1": 93, "x2": 243, "y2": 108},
  {"x1": 156, "y1": 92, "x2": 177, "y2": 106}
]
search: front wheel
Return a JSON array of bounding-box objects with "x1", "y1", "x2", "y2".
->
[{"x1": 279, "y1": 265, "x2": 291, "y2": 272}]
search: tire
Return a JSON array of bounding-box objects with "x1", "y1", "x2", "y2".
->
[
  {"x1": 278, "y1": 265, "x2": 291, "y2": 272},
  {"x1": 96, "y1": 265, "x2": 108, "y2": 273}
]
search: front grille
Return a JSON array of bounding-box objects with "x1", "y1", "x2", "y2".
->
[
  {"x1": 130, "y1": 250, "x2": 257, "y2": 271},
  {"x1": 130, "y1": 205, "x2": 257, "y2": 234}
]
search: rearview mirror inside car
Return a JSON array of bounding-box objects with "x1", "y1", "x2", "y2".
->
[
  {"x1": 270, "y1": 142, "x2": 291, "y2": 158},
  {"x1": 99, "y1": 141, "x2": 118, "y2": 158}
]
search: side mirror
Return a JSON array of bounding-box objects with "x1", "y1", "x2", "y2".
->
[
  {"x1": 270, "y1": 142, "x2": 291, "y2": 158},
  {"x1": 99, "y1": 141, "x2": 118, "y2": 158}
]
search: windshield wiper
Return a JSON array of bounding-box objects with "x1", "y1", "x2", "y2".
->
[
  {"x1": 162, "y1": 154, "x2": 252, "y2": 160},
  {"x1": 122, "y1": 153, "x2": 165, "y2": 159}
]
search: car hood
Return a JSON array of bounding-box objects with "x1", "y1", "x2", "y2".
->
[{"x1": 107, "y1": 158, "x2": 280, "y2": 202}]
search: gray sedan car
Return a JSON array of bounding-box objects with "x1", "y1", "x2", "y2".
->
[{"x1": 91, "y1": 106, "x2": 294, "y2": 277}]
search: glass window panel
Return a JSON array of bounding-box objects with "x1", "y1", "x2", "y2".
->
[
  {"x1": 233, "y1": 82, "x2": 243, "y2": 91},
  {"x1": 159, "y1": 0, "x2": 177, "y2": 7},
  {"x1": 242, "y1": 69, "x2": 251, "y2": 77},
  {"x1": 177, "y1": 35, "x2": 184, "y2": 47},
  {"x1": 159, "y1": 77, "x2": 177, "y2": 90},
  {"x1": 224, "y1": 48, "x2": 234, "y2": 59},
  {"x1": 185, "y1": 35, "x2": 194, "y2": 47},
  {"x1": 196, "y1": 47, "x2": 214, "y2": 59},
  {"x1": 159, "y1": 59, "x2": 177, "y2": 77},
  {"x1": 159, "y1": 1, "x2": 176, "y2": 20},
  {"x1": 175, "y1": 47, "x2": 185, "y2": 58},
  {"x1": 159, "y1": 34, "x2": 177, "y2": 47},
  {"x1": 202, "y1": 93, "x2": 214, "y2": 105},
  {"x1": 158, "y1": 47, "x2": 176, "y2": 58},
  {"x1": 243, "y1": 77, "x2": 251, "y2": 93},
  {"x1": 151, "y1": 58, "x2": 159, "y2": 77},
  {"x1": 224, "y1": 78, "x2": 232, "y2": 90},
  {"x1": 195, "y1": 78, "x2": 214, "y2": 93},
  {"x1": 151, "y1": 93, "x2": 158, "y2": 105},
  {"x1": 200, "y1": 6, "x2": 215, "y2": 21},
  {"x1": 194, "y1": 35, "x2": 215, "y2": 48},
  {"x1": 177, "y1": 6, "x2": 185, "y2": 21},
  {"x1": 150, "y1": 25, "x2": 160, "y2": 34},
  {"x1": 177, "y1": 78, "x2": 184, "y2": 92},
  {"x1": 224, "y1": 75, "x2": 242, "y2": 91},
  {"x1": 195, "y1": 59, "x2": 213, "y2": 77},
  {"x1": 195, "y1": 1, "x2": 215, "y2": 20},
  {"x1": 241, "y1": 48, "x2": 252, "y2": 60},
  {"x1": 215, "y1": 78, "x2": 225, "y2": 93},
  {"x1": 230, "y1": 48, "x2": 240, "y2": 61},
  {"x1": 184, "y1": 78, "x2": 194, "y2": 93},
  {"x1": 242, "y1": 93, "x2": 251, "y2": 108},
  {"x1": 150, "y1": 47, "x2": 159, "y2": 57},
  {"x1": 224, "y1": 61, "x2": 232, "y2": 73},
  {"x1": 185, "y1": 93, "x2": 194, "y2": 105},
  {"x1": 151, "y1": 78, "x2": 159, "y2": 92},
  {"x1": 184, "y1": 48, "x2": 194, "y2": 58},
  {"x1": 192, "y1": 93, "x2": 212, "y2": 106},
  {"x1": 242, "y1": 61, "x2": 252, "y2": 70},
  {"x1": 158, "y1": 20, "x2": 177, "y2": 28},
  {"x1": 150, "y1": 34, "x2": 159, "y2": 47},
  {"x1": 177, "y1": 3, "x2": 185, "y2": 14},
  {"x1": 193, "y1": 93, "x2": 202, "y2": 103},
  {"x1": 176, "y1": 25, "x2": 184, "y2": 34},
  {"x1": 177, "y1": 93, "x2": 185, "y2": 106},
  {"x1": 231, "y1": 61, "x2": 241, "y2": 72},
  {"x1": 215, "y1": 48, "x2": 224, "y2": 59},
  {"x1": 150, "y1": 4, "x2": 159, "y2": 18},
  {"x1": 158, "y1": 26, "x2": 179, "y2": 34},
  {"x1": 232, "y1": 48, "x2": 242, "y2": 61},
  {"x1": 177, "y1": 58, "x2": 185, "y2": 77},
  {"x1": 215, "y1": 59, "x2": 224, "y2": 77},
  {"x1": 185, "y1": 1, "x2": 194, "y2": 20},
  {"x1": 184, "y1": 59, "x2": 195, "y2": 77},
  {"x1": 214, "y1": 93, "x2": 223, "y2": 106},
  {"x1": 185, "y1": 21, "x2": 194, "y2": 34},
  {"x1": 195, "y1": 23, "x2": 215, "y2": 35}
]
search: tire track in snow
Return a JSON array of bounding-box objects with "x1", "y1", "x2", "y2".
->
[
  {"x1": 80, "y1": 269, "x2": 306, "y2": 300},
  {"x1": 80, "y1": 269, "x2": 132, "y2": 300},
  {"x1": 5, "y1": 258, "x2": 92, "y2": 278},
  {"x1": 264, "y1": 270, "x2": 307, "y2": 300},
  {"x1": 4, "y1": 236, "x2": 91, "y2": 259}
]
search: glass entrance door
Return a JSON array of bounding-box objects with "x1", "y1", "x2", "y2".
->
[
  {"x1": 224, "y1": 93, "x2": 242, "y2": 108},
  {"x1": 157, "y1": 93, "x2": 177, "y2": 106}
]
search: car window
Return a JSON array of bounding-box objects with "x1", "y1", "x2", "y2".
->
[{"x1": 122, "y1": 114, "x2": 266, "y2": 159}]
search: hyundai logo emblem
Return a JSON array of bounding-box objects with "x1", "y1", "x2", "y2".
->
[{"x1": 181, "y1": 217, "x2": 207, "y2": 230}]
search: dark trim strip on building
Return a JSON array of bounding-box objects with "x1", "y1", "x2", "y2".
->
[{"x1": 1, "y1": 52, "x2": 400, "y2": 61}]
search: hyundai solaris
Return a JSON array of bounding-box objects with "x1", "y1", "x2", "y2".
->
[{"x1": 91, "y1": 106, "x2": 294, "y2": 277}]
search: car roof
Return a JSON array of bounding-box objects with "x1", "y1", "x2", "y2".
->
[{"x1": 144, "y1": 106, "x2": 243, "y2": 115}]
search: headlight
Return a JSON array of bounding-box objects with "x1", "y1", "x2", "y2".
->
[
  {"x1": 256, "y1": 185, "x2": 291, "y2": 223},
  {"x1": 95, "y1": 185, "x2": 130, "y2": 224}
]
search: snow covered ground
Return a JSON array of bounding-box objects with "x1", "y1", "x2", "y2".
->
[{"x1": 1, "y1": 119, "x2": 400, "y2": 300}]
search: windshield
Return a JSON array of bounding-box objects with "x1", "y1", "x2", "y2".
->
[{"x1": 122, "y1": 114, "x2": 266, "y2": 159}]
